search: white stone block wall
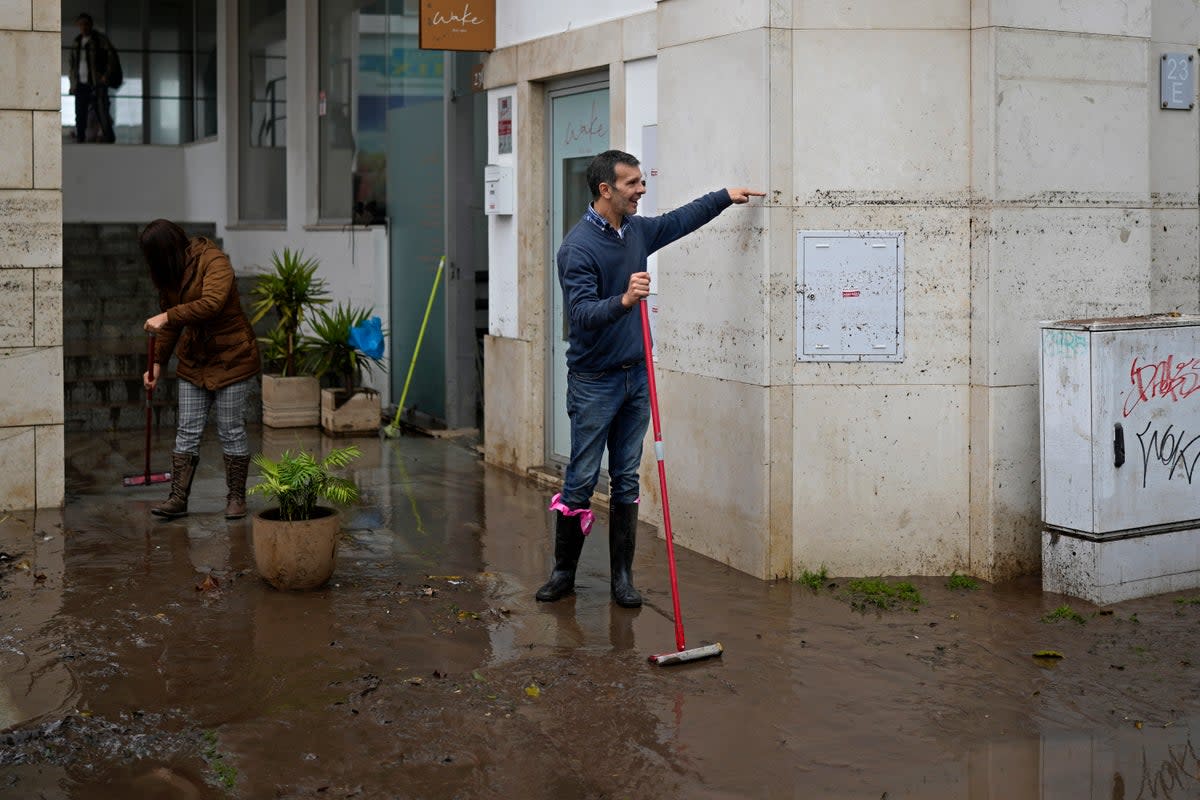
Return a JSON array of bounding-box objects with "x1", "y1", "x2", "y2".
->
[
  {"x1": 481, "y1": 0, "x2": 1200, "y2": 582},
  {"x1": 0, "y1": 0, "x2": 64, "y2": 510}
]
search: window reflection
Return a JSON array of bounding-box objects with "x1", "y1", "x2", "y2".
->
[
  {"x1": 59, "y1": 2, "x2": 217, "y2": 144},
  {"x1": 317, "y1": 0, "x2": 443, "y2": 224}
]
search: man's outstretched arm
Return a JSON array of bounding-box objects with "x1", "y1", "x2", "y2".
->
[{"x1": 643, "y1": 187, "x2": 765, "y2": 254}]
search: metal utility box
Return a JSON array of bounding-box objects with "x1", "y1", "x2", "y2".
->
[
  {"x1": 1041, "y1": 314, "x2": 1200, "y2": 604},
  {"x1": 796, "y1": 231, "x2": 904, "y2": 362},
  {"x1": 484, "y1": 164, "x2": 513, "y2": 215}
]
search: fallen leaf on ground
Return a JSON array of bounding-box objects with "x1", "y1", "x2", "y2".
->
[
  {"x1": 525, "y1": 684, "x2": 541, "y2": 698},
  {"x1": 427, "y1": 575, "x2": 463, "y2": 581},
  {"x1": 33, "y1": 573, "x2": 46, "y2": 583},
  {"x1": 456, "y1": 610, "x2": 480, "y2": 621},
  {"x1": 472, "y1": 670, "x2": 485, "y2": 682},
  {"x1": 196, "y1": 574, "x2": 220, "y2": 592},
  {"x1": 1033, "y1": 650, "x2": 1064, "y2": 659},
  {"x1": 12, "y1": 559, "x2": 31, "y2": 571},
  {"x1": 406, "y1": 677, "x2": 424, "y2": 686},
  {"x1": 417, "y1": 586, "x2": 436, "y2": 597}
]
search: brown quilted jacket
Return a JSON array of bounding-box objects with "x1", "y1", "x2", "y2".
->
[{"x1": 154, "y1": 238, "x2": 261, "y2": 390}]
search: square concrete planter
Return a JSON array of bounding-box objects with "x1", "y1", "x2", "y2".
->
[
  {"x1": 321, "y1": 388, "x2": 381, "y2": 435},
  {"x1": 262, "y1": 374, "x2": 320, "y2": 428}
]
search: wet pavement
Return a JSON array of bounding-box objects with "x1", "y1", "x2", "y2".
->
[{"x1": 2, "y1": 426, "x2": 1200, "y2": 798}]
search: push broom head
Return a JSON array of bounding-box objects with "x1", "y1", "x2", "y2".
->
[
  {"x1": 649, "y1": 642, "x2": 723, "y2": 666},
  {"x1": 122, "y1": 471, "x2": 172, "y2": 487}
]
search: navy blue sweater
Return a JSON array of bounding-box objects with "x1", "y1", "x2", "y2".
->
[{"x1": 556, "y1": 189, "x2": 733, "y2": 373}]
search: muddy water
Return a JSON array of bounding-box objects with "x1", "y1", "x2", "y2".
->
[{"x1": 3, "y1": 428, "x2": 1200, "y2": 798}]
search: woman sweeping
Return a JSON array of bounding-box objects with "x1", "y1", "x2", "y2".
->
[{"x1": 140, "y1": 219, "x2": 260, "y2": 520}]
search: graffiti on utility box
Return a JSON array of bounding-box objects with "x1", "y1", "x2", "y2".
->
[{"x1": 1123, "y1": 355, "x2": 1200, "y2": 418}]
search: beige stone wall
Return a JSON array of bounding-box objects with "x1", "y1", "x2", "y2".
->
[
  {"x1": 0, "y1": 0, "x2": 64, "y2": 510},
  {"x1": 482, "y1": 0, "x2": 1200, "y2": 582}
]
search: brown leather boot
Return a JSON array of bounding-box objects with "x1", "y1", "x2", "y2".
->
[
  {"x1": 223, "y1": 453, "x2": 250, "y2": 520},
  {"x1": 151, "y1": 452, "x2": 199, "y2": 518}
]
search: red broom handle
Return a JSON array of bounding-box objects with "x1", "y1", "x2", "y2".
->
[
  {"x1": 144, "y1": 333, "x2": 154, "y2": 482},
  {"x1": 639, "y1": 300, "x2": 686, "y2": 652}
]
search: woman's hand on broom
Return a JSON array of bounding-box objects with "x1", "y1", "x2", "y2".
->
[
  {"x1": 143, "y1": 363, "x2": 160, "y2": 391},
  {"x1": 144, "y1": 312, "x2": 169, "y2": 333}
]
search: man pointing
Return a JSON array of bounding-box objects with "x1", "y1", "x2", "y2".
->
[{"x1": 537, "y1": 148, "x2": 764, "y2": 607}]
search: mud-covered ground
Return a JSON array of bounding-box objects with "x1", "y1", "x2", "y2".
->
[{"x1": 3, "y1": 427, "x2": 1200, "y2": 799}]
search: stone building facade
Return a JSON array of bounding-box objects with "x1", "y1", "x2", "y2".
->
[
  {"x1": 482, "y1": 0, "x2": 1200, "y2": 581},
  {"x1": 0, "y1": 0, "x2": 64, "y2": 510}
]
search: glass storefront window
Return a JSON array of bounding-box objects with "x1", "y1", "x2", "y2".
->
[
  {"x1": 319, "y1": 0, "x2": 432, "y2": 225},
  {"x1": 59, "y1": 2, "x2": 215, "y2": 145},
  {"x1": 238, "y1": 0, "x2": 288, "y2": 222}
]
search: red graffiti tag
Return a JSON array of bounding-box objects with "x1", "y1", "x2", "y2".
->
[{"x1": 1123, "y1": 355, "x2": 1200, "y2": 417}]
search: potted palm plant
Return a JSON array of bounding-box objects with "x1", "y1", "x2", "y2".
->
[
  {"x1": 305, "y1": 303, "x2": 387, "y2": 435},
  {"x1": 250, "y1": 249, "x2": 330, "y2": 428},
  {"x1": 248, "y1": 445, "x2": 361, "y2": 590}
]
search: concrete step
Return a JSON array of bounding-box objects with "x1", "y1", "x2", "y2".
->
[
  {"x1": 63, "y1": 222, "x2": 217, "y2": 242},
  {"x1": 62, "y1": 229, "x2": 222, "y2": 262},
  {"x1": 65, "y1": 376, "x2": 177, "y2": 407},
  {"x1": 65, "y1": 386, "x2": 263, "y2": 431},
  {"x1": 63, "y1": 253, "x2": 145, "y2": 278},
  {"x1": 65, "y1": 352, "x2": 169, "y2": 382},
  {"x1": 66, "y1": 402, "x2": 179, "y2": 433},
  {"x1": 65, "y1": 319, "x2": 147, "y2": 341},
  {"x1": 64, "y1": 296, "x2": 161, "y2": 324},
  {"x1": 63, "y1": 275, "x2": 149, "y2": 299}
]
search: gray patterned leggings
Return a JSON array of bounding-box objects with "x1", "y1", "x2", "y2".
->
[{"x1": 175, "y1": 377, "x2": 253, "y2": 457}]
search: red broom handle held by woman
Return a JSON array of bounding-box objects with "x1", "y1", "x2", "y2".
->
[
  {"x1": 144, "y1": 333, "x2": 155, "y2": 483},
  {"x1": 639, "y1": 299, "x2": 687, "y2": 653}
]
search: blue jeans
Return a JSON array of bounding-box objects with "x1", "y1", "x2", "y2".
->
[{"x1": 560, "y1": 363, "x2": 650, "y2": 509}]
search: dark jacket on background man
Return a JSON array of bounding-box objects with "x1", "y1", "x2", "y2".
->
[
  {"x1": 155, "y1": 238, "x2": 261, "y2": 390},
  {"x1": 68, "y1": 30, "x2": 122, "y2": 93}
]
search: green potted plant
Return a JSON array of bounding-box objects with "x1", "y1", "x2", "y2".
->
[
  {"x1": 305, "y1": 302, "x2": 387, "y2": 435},
  {"x1": 248, "y1": 445, "x2": 361, "y2": 590},
  {"x1": 250, "y1": 249, "x2": 330, "y2": 428}
]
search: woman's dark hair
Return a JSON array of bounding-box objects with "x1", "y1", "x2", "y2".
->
[{"x1": 139, "y1": 219, "x2": 190, "y2": 294}]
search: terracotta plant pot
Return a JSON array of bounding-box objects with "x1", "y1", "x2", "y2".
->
[
  {"x1": 320, "y1": 387, "x2": 381, "y2": 435},
  {"x1": 252, "y1": 506, "x2": 339, "y2": 590},
  {"x1": 262, "y1": 374, "x2": 321, "y2": 428}
]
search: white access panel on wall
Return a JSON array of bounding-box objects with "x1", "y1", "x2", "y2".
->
[
  {"x1": 1041, "y1": 316, "x2": 1200, "y2": 536},
  {"x1": 796, "y1": 231, "x2": 904, "y2": 362}
]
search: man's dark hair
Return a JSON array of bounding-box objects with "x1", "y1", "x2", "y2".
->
[
  {"x1": 139, "y1": 219, "x2": 191, "y2": 295},
  {"x1": 76, "y1": 12, "x2": 93, "y2": 24},
  {"x1": 586, "y1": 150, "x2": 640, "y2": 200}
]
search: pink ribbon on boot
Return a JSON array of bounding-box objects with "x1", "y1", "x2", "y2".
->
[{"x1": 548, "y1": 493, "x2": 595, "y2": 536}]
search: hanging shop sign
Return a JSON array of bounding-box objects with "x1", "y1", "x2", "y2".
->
[{"x1": 419, "y1": 0, "x2": 496, "y2": 52}]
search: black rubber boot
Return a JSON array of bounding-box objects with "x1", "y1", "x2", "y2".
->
[
  {"x1": 535, "y1": 511, "x2": 586, "y2": 602},
  {"x1": 151, "y1": 452, "x2": 199, "y2": 519},
  {"x1": 609, "y1": 501, "x2": 643, "y2": 608}
]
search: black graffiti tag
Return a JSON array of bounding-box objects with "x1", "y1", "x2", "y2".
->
[{"x1": 1137, "y1": 420, "x2": 1200, "y2": 489}]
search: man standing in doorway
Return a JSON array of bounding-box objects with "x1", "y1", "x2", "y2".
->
[
  {"x1": 69, "y1": 12, "x2": 122, "y2": 143},
  {"x1": 537, "y1": 148, "x2": 763, "y2": 607}
]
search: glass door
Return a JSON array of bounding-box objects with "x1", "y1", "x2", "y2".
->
[
  {"x1": 384, "y1": 6, "x2": 446, "y2": 421},
  {"x1": 547, "y1": 83, "x2": 609, "y2": 464}
]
